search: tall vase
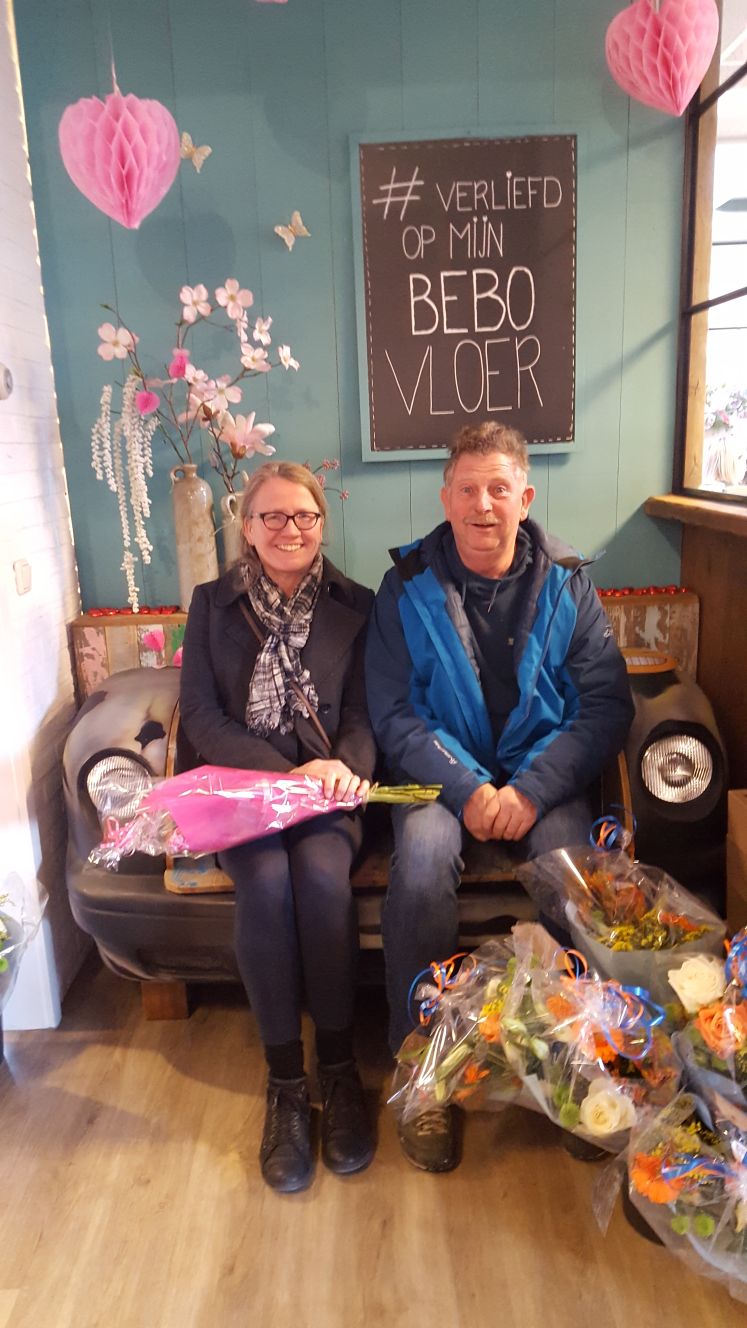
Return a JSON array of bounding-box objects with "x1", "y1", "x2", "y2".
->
[
  {"x1": 219, "y1": 472, "x2": 249, "y2": 570},
  {"x1": 220, "y1": 493, "x2": 244, "y2": 570},
  {"x1": 170, "y1": 464, "x2": 219, "y2": 610}
]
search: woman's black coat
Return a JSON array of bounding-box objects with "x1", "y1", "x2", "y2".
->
[{"x1": 178, "y1": 558, "x2": 377, "y2": 780}]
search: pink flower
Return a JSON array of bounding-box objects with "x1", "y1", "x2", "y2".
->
[
  {"x1": 171, "y1": 646, "x2": 183, "y2": 668},
  {"x1": 215, "y1": 279, "x2": 254, "y2": 320},
  {"x1": 179, "y1": 284, "x2": 211, "y2": 324},
  {"x1": 141, "y1": 627, "x2": 165, "y2": 653},
  {"x1": 97, "y1": 323, "x2": 136, "y2": 360},
  {"x1": 209, "y1": 376, "x2": 243, "y2": 415},
  {"x1": 240, "y1": 345, "x2": 271, "y2": 373},
  {"x1": 223, "y1": 411, "x2": 276, "y2": 459},
  {"x1": 278, "y1": 344, "x2": 299, "y2": 371},
  {"x1": 253, "y1": 316, "x2": 273, "y2": 346},
  {"x1": 321, "y1": 458, "x2": 340, "y2": 471},
  {"x1": 184, "y1": 367, "x2": 216, "y2": 416},
  {"x1": 184, "y1": 364, "x2": 209, "y2": 389},
  {"x1": 136, "y1": 389, "x2": 160, "y2": 416},
  {"x1": 168, "y1": 348, "x2": 191, "y2": 378},
  {"x1": 339, "y1": 490, "x2": 350, "y2": 500}
]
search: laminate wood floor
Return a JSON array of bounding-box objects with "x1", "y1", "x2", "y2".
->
[{"x1": 0, "y1": 958, "x2": 745, "y2": 1328}]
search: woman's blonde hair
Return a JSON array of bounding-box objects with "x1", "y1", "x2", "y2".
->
[{"x1": 237, "y1": 461, "x2": 329, "y2": 573}]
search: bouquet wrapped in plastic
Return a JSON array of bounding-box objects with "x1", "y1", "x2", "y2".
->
[
  {"x1": 498, "y1": 929, "x2": 682, "y2": 1153},
  {"x1": 389, "y1": 923, "x2": 681, "y2": 1152},
  {"x1": 89, "y1": 764, "x2": 441, "y2": 868},
  {"x1": 673, "y1": 930, "x2": 747, "y2": 1114},
  {"x1": 389, "y1": 926, "x2": 560, "y2": 1123},
  {"x1": 0, "y1": 874, "x2": 48, "y2": 1014},
  {"x1": 516, "y1": 845, "x2": 725, "y2": 1009},
  {"x1": 626, "y1": 1092, "x2": 747, "y2": 1303}
]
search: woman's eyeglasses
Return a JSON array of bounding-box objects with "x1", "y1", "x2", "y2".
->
[{"x1": 250, "y1": 511, "x2": 322, "y2": 531}]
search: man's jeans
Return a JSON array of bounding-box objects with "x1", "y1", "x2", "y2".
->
[{"x1": 382, "y1": 795, "x2": 592, "y2": 1055}]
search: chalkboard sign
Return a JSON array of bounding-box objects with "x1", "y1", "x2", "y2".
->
[{"x1": 354, "y1": 134, "x2": 576, "y2": 459}]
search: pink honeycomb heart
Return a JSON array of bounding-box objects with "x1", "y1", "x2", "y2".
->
[
  {"x1": 606, "y1": 0, "x2": 720, "y2": 117},
  {"x1": 59, "y1": 92, "x2": 181, "y2": 229}
]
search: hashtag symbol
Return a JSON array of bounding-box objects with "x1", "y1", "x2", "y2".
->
[{"x1": 372, "y1": 165, "x2": 424, "y2": 221}]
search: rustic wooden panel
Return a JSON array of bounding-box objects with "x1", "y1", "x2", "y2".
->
[
  {"x1": 601, "y1": 591, "x2": 700, "y2": 675},
  {"x1": 71, "y1": 614, "x2": 187, "y2": 698}
]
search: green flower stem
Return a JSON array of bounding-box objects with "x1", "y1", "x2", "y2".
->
[
  {"x1": 434, "y1": 1039, "x2": 476, "y2": 1082},
  {"x1": 366, "y1": 785, "x2": 442, "y2": 804}
]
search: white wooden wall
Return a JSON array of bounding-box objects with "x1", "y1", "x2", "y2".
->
[{"x1": 0, "y1": 1, "x2": 86, "y2": 1028}]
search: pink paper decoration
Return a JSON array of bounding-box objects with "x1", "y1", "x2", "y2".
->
[
  {"x1": 59, "y1": 92, "x2": 181, "y2": 229},
  {"x1": 605, "y1": 0, "x2": 720, "y2": 117}
]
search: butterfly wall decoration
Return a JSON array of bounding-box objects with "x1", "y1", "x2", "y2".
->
[
  {"x1": 180, "y1": 132, "x2": 212, "y2": 173},
  {"x1": 274, "y1": 210, "x2": 310, "y2": 251}
]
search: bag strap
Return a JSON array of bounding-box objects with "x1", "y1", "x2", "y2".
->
[{"x1": 238, "y1": 597, "x2": 332, "y2": 754}]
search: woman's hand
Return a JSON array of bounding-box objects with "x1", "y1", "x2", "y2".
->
[{"x1": 291, "y1": 759, "x2": 370, "y2": 803}]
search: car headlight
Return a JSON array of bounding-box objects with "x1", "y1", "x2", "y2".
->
[
  {"x1": 641, "y1": 734, "x2": 714, "y2": 804},
  {"x1": 85, "y1": 752, "x2": 153, "y2": 822}
]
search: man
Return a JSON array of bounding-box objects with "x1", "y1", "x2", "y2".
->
[{"x1": 365, "y1": 421, "x2": 634, "y2": 1172}]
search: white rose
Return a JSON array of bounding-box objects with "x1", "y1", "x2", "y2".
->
[
  {"x1": 578, "y1": 1078, "x2": 637, "y2": 1138},
  {"x1": 667, "y1": 954, "x2": 726, "y2": 1014}
]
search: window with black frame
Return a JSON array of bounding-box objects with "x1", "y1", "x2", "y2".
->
[{"x1": 676, "y1": 1, "x2": 747, "y2": 501}]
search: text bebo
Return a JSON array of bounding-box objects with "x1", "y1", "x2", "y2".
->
[{"x1": 408, "y1": 266, "x2": 535, "y2": 335}]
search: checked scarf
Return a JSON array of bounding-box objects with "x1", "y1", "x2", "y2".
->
[{"x1": 243, "y1": 555, "x2": 323, "y2": 736}]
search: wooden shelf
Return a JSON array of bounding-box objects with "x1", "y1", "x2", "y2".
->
[{"x1": 645, "y1": 493, "x2": 747, "y2": 538}]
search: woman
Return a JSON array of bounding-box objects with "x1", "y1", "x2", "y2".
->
[{"x1": 179, "y1": 461, "x2": 376, "y2": 1193}]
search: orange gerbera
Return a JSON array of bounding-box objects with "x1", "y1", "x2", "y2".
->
[
  {"x1": 462, "y1": 1063, "x2": 490, "y2": 1085},
  {"x1": 480, "y1": 1015, "x2": 501, "y2": 1043},
  {"x1": 630, "y1": 1152, "x2": 687, "y2": 1204},
  {"x1": 695, "y1": 999, "x2": 747, "y2": 1059}
]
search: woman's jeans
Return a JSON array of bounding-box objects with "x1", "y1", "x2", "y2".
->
[
  {"x1": 383, "y1": 795, "x2": 593, "y2": 1055},
  {"x1": 220, "y1": 811, "x2": 361, "y2": 1047}
]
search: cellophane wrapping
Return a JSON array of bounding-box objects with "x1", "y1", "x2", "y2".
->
[
  {"x1": 389, "y1": 931, "x2": 546, "y2": 1124},
  {"x1": 515, "y1": 847, "x2": 725, "y2": 1007},
  {"x1": 498, "y1": 924, "x2": 681, "y2": 1154},
  {"x1": 625, "y1": 1092, "x2": 747, "y2": 1303},
  {"x1": 0, "y1": 874, "x2": 48, "y2": 1013},
  {"x1": 89, "y1": 765, "x2": 441, "y2": 868},
  {"x1": 672, "y1": 934, "x2": 747, "y2": 1116},
  {"x1": 390, "y1": 923, "x2": 681, "y2": 1151}
]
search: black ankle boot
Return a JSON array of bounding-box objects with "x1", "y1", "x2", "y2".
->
[
  {"x1": 259, "y1": 1075, "x2": 313, "y2": 1193},
  {"x1": 318, "y1": 1061, "x2": 375, "y2": 1175}
]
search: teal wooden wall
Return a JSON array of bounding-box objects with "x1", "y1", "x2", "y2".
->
[{"x1": 14, "y1": 0, "x2": 683, "y2": 606}]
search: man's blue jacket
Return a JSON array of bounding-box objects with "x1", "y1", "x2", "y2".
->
[{"x1": 365, "y1": 518, "x2": 634, "y2": 818}]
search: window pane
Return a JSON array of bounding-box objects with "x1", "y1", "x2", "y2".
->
[
  {"x1": 678, "y1": 3, "x2": 747, "y2": 499},
  {"x1": 719, "y1": 0, "x2": 747, "y2": 85},
  {"x1": 701, "y1": 316, "x2": 747, "y2": 495},
  {"x1": 693, "y1": 74, "x2": 747, "y2": 306}
]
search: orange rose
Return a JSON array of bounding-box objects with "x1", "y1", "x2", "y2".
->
[
  {"x1": 545, "y1": 993, "x2": 579, "y2": 1024},
  {"x1": 695, "y1": 999, "x2": 747, "y2": 1059}
]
